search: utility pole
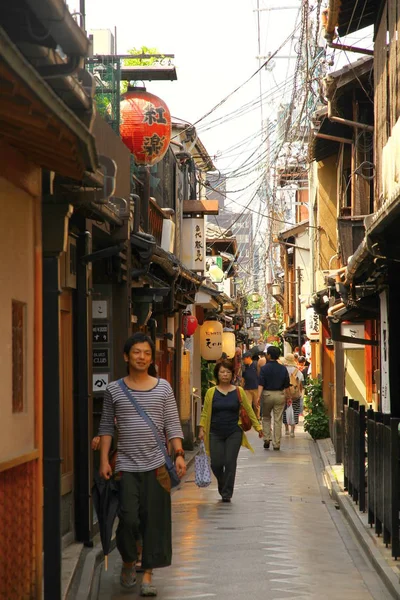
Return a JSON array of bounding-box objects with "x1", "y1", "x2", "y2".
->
[
  {"x1": 79, "y1": 0, "x2": 85, "y2": 30},
  {"x1": 297, "y1": 266, "x2": 302, "y2": 350}
]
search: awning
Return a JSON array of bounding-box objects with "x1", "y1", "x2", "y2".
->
[{"x1": 0, "y1": 25, "x2": 98, "y2": 179}]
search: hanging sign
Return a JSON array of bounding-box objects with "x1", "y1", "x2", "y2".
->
[
  {"x1": 341, "y1": 323, "x2": 365, "y2": 349},
  {"x1": 305, "y1": 307, "x2": 320, "y2": 340},
  {"x1": 92, "y1": 349, "x2": 109, "y2": 368},
  {"x1": 92, "y1": 324, "x2": 109, "y2": 343},
  {"x1": 182, "y1": 218, "x2": 205, "y2": 271},
  {"x1": 92, "y1": 373, "x2": 109, "y2": 392},
  {"x1": 92, "y1": 300, "x2": 108, "y2": 319},
  {"x1": 380, "y1": 291, "x2": 390, "y2": 413}
]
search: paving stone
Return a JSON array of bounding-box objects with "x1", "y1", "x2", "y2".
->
[{"x1": 96, "y1": 425, "x2": 393, "y2": 600}]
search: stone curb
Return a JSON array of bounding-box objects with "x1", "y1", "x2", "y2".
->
[
  {"x1": 73, "y1": 447, "x2": 200, "y2": 600},
  {"x1": 316, "y1": 439, "x2": 400, "y2": 600}
]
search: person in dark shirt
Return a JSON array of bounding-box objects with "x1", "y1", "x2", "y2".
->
[
  {"x1": 242, "y1": 352, "x2": 260, "y2": 419},
  {"x1": 199, "y1": 360, "x2": 262, "y2": 501},
  {"x1": 257, "y1": 346, "x2": 290, "y2": 451}
]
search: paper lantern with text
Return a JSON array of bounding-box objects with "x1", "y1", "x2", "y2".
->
[
  {"x1": 222, "y1": 328, "x2": 236, "y2": 358},
  {"x1": 120, "y1": 87, "x2": 171, "y2": 166},
  {"x1": 200, "y1": 319, "x2": 223, "y2": 361},
  {"x1": 182, "y1": 313, "x2": 198, "y2": 338}
]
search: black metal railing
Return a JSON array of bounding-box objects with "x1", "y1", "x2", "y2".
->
[
  {"x1": 342, "y1": 398, "x2": 400, "y2": 560},
  {"x1": 366, "y1": 410, "x2": 400, "y2": 559},
  {"x1": 342, "y1": 397, "x2": 366, "y2": 512}
]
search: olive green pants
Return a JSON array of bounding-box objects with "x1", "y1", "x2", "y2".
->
[{"x1": 116, "y1": 467, "x2": 172, "y2": 569}]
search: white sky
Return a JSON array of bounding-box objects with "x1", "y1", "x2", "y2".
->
[{"x1": 68, "y1": 1, "x2": 303, "y2": 186}]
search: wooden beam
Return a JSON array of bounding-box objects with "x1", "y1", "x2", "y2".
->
[{"x1": 183, "y1": 199, "x2": 219, "y2": 215}]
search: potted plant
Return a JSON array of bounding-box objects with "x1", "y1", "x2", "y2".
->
[{"x1": 303, "y1": 377, "x2": 330, "y2": 440}]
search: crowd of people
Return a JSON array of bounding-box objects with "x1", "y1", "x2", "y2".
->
[{"x1": 93, "y1": 333, "x2": 311, "y2": 596}]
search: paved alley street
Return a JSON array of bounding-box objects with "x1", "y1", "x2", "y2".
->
[{"x1": 95, "y1": 426, "x2": 392, "y2": 600}]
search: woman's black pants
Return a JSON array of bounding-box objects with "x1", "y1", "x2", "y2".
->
[{"x1": 209, "y1": 429, "x2": 242, "y2": 500}]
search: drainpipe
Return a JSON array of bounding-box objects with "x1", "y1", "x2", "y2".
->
[
  {"x1": 308, "y1": 161, "x2": 317, "y2": 295},
  {"x1": 327, "y1": 100, "x2": 374, "y2": 133}
]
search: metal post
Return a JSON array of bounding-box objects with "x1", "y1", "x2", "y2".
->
[
  {"x1": 79, "y1": 0, "x2": 85, "y2": 30},
  {"x1": 43, "y1": 256, "x2": 62, "y2": 600},
  {"x1": 297, "y1": 266, "x2": 302, "y2": 350}
]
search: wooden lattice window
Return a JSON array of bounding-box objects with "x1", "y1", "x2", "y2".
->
[{"x1": 12, "y1": 300, "x2": 26, "y2": 413}]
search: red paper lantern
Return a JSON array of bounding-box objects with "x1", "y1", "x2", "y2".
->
[
  {"x1": 120, "y1": 87, "x2": 171, "y2": 166},
  {"x1": 182, "y1": 314, "x2": 198, "y2": 337}
]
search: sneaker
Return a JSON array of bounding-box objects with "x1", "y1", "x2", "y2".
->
[
  {"x1": 273, "y1": 447, "x2": 280, "y2": 451},
  {"x1": 221, "y1": 497, "x2": 231, "y2": 503},
  {"x1": 285, "y1": 430, "x2": 290, "y2": 436},
  {"x1": 140, "y1": 582, "x2": 157, "y2": 597},
  {"x1": 263, "y1": 440, "x2": 270, "y2": 449},
  {"x1": 120, "y1": 565, "x2": 137, "y2": 589},
  {"x1": 290, "y1": 432, "x2": 295, "y2": 438}
]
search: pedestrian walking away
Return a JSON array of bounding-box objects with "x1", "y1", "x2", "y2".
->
[
  {"x1": 98, "y1": 332, "x2": 186, "y2": 597},
  {"x1": 282, "y1": 353, "x2": 304, "y2": 437},
  {"x1": 199, "y1": 359, "x2": 263, "y2": 502},
  {"x1": 257, "y1": 346, "x2": 290, "y2": 450},
  {"x1": 241, "y1": 351, "x2": 260, "y2": 419}
]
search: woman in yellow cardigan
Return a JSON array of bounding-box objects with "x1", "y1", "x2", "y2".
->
[{"x1": 199, "y1": 359, "x2": 263, "y2": 502}]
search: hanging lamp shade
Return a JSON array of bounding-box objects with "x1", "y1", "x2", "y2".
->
[
  {"x1": 208, "y1": 264, "x2": 224, "y2": 283},
  {"x1": 182, "y1": 313, "x2": 198, "y2": 337},
  {"x1": 222, "y1": 329, "x2": 236, "y2": 358},
  {"x1": 120, "y1": 87, "x2": 171, "y2": 166},
  {"x1": 200, "y1": 319, "x2": 223, "y2": 361}
]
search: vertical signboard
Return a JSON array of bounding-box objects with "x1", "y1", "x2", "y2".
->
[
  {"x1": 380, "y1": 290, "x2": 390, "y2": 413},
  {"x1": 181, "y1": 218, "x2": 205, "y2": 271},
  {"x1": 305, "y1": 306, "x2": 320, "y2": 341}
]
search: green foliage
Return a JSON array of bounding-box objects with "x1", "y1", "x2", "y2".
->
[
  {"x1": 246, "y1": 294, "x2": 264, "y2": 312},
  {"x1": 201, "y1": 358, "x2": 216, "y2": 400},
  {"x1": 121, "y1": 46, "x2": 162, "y2": 94},
  {"x1": 303, "y1": 377, "x2": 330, "y2": 440}
]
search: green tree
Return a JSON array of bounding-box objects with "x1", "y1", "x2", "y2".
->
[{"x1": 121, "y1": 46, "x2": 163, "y2": 93}]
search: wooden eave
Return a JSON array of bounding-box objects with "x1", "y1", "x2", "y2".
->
[
  {"x1": 325, "y1": 0, "x2": 380, "y2": 39},
  {"x1": 0, "y1": 26, "x2": 98, "y2": 180},
  {"x1": 183, "y1": 199, "x2": 219, "y2": 215}
]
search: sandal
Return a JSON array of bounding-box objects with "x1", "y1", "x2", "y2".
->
[
  {"x1": 120, "y1": 565, "x2": 137, "y2": 589},
  {"x1": 140, "y1": 582, "x2": 157, "y2": 596}
]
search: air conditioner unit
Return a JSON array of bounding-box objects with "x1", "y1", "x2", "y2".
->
[{"x1": 161, "y1": 219, "x2": 175, "y2": 253}]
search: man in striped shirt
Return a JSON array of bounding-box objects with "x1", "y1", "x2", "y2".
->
[{"x1": 99, "y1": 333, "x2": 186, "y2": 597}]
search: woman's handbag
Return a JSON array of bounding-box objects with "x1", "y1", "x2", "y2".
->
[
  {"x1": 285, "y1": 403, "x2": 295, "y2": 425},
  {"x1": 117, "y1": 379, "x2": 181, "y2": 488},
  {"x1": 195, "y1": 441, "x2": 211, "y2": 488},
  {"x1": 236, "y1": 387, "x2": 252, "y2": 431}
]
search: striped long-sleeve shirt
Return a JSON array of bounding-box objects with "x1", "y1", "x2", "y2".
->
[{"x1": 98, "y1": 378, "x2": 183, "y2": 473}]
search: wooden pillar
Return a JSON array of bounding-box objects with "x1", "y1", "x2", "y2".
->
[{"x1": 43, "y1": 255, "x2": 62, "y2": 600}]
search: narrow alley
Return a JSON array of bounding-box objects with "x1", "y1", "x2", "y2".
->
[{"x1": 95, "y1": 427, "x2": 392, "y2": 600}]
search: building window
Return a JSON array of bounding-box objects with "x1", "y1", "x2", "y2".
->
[{"x1": 12, "y1": 300, "x2": 26, "y2": 413}]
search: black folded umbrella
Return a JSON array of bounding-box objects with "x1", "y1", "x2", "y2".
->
[{"x1": 92, "y1": 473, "x2": 119, "y2": 571}]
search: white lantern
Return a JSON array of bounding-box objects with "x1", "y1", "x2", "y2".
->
[
  {"x1": 200, "y1": 319, "x2": 223, "y2": 361},
  {"x1": 222, "y1": 329, "x2": 236, "y2": 358}
]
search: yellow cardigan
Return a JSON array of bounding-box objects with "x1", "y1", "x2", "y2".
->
[{"x1": 199, "y1": 386, "x2": 262, "y2": 456}]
